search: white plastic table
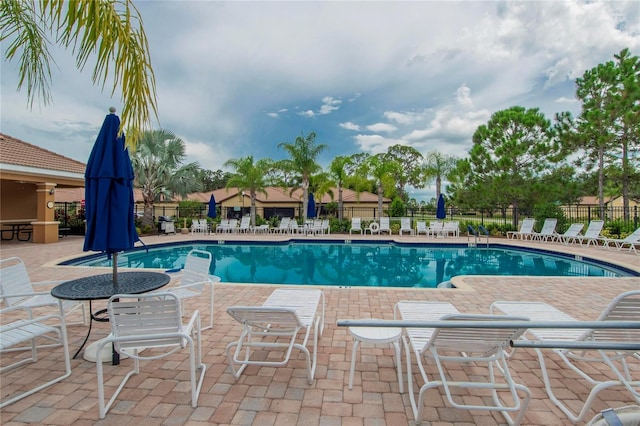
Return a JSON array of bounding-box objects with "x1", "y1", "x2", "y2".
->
[{"x1": 348, "y1": 323, "x2": 403, "y2": 392}]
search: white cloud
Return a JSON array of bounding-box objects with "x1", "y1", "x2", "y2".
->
[
  {"x1": 455, "y1": 84, "x2": 474, "y2": 108},
  {"x1": 555, "y1": 96, "x2": 577, "y2": 104},
  {"x1": 339, "y1": 122, "x2": 361, "y2": 131},
  {"x1": 298, "y1": 110, "x2": 315, "y2": 118},
  {"x1": 353, "y1": 134, "x2": 401, "y2": 154},
  {"x1": 366, "y1": 123, "x2": 398, "y2": 133},
  {"x1": 266, "y1": 112, "x2": 279, "y2": 119},
  {"x1": 319, "y1": 96, "x2": 342, "y2": 115},
  {"x1": 383, "y1": 111, "x2": 427, "y2": 125}
]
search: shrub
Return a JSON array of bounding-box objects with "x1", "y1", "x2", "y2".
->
[{"x1": 533, "y1": 203, "x2": 567, "y2": 233}]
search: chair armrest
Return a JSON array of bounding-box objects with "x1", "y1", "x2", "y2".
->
[
  {"x1": 3, "y1": 290, "x2": 54, "y2": 299},
  {"x1": 185, "y1": 309, "x2": 201, "y2": 335},
  {"x1": 31, "y1": 280, "x2": 64, "y2": 287}
]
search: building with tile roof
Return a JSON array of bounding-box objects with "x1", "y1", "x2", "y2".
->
[{"x1": 1, "y1": 133, "x2": 85, "y2": 243}]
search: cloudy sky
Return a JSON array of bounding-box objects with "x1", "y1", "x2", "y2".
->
[{"x1": 2, "y1": 1, "x2": 639, "y2": 201}]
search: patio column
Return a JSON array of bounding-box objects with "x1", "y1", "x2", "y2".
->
[{"x1": 32, "y1": 182, "x2": 59, "y2": 243}]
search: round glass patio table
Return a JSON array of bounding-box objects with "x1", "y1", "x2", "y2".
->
[{"x1": 51, "y1": 271, "x2": 170, "y2": 362}]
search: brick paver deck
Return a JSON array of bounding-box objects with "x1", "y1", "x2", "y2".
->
[{"x1": 1, "y1": 232, "x2": 638, "y2": 425}]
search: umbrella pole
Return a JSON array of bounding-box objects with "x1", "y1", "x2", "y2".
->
[{"x1": 112, "y1": 252, "x2": 118, "y2": 284}]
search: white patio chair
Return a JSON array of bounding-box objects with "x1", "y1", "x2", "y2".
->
[
  {"x1": 96, "y1": 293, "x2": 206, "y2": 419},
  {"x1": 350, "y1": 217, "x2": 362, "y2": 234},
  {"x1": 490, "y1": 290, "x2": 640, "y2": 423},
  {"x1": 602, "y1": 227, "x2": 640, "y2": 254},
  {"x1": 379, "y1": 217, "x2": 391, "y2": 235},
  {"x1": 574, "y1": 219, "x2": 605, "y2": 247},
  {"x1": 0, "y1": 305, "x2": 71, "y2": 408},
  {"x1": 531, "y1": 218, "x2": 558, "y2": 241},
  {"x1": 399, "y1": 217, "x2": 414, "y2": 236},
  {"x1": 159, "y1": 249, "x2": 218, "y2": 330},
  {"x1": 507, "y1": 218, "x2": 535, "y2": 240},
  {"x1": 557, "y1": 223, "x2": 584, "y2": 245},
  {"x1": 394, "y1": 300, "x2": 531, "y2": 425},
  {"x1": 0, "y1": 257, "x2": 86, "y2": 328},
  {"x1": 226, "y1": 288, "x2": 325, "y2": 384},
  {"x1": 415, "y1": 221, "x2": 428, "y2": 236}
]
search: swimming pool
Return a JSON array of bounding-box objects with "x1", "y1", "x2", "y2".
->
[{"x1": 61, "y1": 240, "x2": 636, "y2": 288}]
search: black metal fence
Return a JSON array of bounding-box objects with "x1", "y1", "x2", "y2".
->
[{"x1": 55, "y1": 202, "x2": 639, "y2": 235}]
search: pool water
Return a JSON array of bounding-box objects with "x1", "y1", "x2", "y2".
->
[{"x1": 63, "y1": 241, "x2": 633, "y2": 288}]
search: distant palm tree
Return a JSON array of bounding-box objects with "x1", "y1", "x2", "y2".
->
[
  {"x1": 423, "y1": 151, "x2": 458, "y2": 199},
  {"x1": 224, "y1": 156, "x2": 272, "y2": 226},
  {"x1": 366, "y1": 154, "x2": 398, "y2": 219},
  {"x1": 278, "y1": 132, "x2": 328, "y2": 221},
  {"x1": 328, "y1": 156, "x2": 351, "y2": 221},
  {"x1": 131, "y1": 130, "x2": 201, "y2": 227},
  {"x1": 1, "y1": 0, "x2": 157, "y2": 145},
  {"x1": 309, "y1": 172, "x2": 334, "y2": 218}
]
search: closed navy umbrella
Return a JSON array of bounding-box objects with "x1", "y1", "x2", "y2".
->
[
  {"x1": 307, "y1": 193, "x2": 316, "y2": 219},
  {"x1": 436, "y1": 194, "x2": 446, "y2": 220},
  {"x1": 83, "y1": 108, "x2": 140, "y2": 283},
  {"x1": 207, "y1": 194, "x2": 217, "y2": 219}
]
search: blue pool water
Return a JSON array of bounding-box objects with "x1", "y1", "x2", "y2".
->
[{"x1": 61, "y1": 241, "x2": 635, "y2": 288}]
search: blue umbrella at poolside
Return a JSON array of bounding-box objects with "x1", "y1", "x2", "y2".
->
[
  {"x1": 307, "y1": 192, "x2": 316, "y2": 219},
  {"x1": 83, "y1": 108, "x2": 140, "y2": 284},
  {"x1": 207, "y1": 194, "x2": 217, "y2": 219},
  {"x1": 436, "y1": 194, "x2": 446, "y2": 220}
]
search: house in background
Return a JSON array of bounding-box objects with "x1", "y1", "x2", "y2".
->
[
  {"x1": 188, "y1": 187, "x2": 389, "y2": 220},
  {"x1": 0, "y1": 134, "x2": 85, "y2": 243}
]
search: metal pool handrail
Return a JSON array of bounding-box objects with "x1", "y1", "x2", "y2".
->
[{"x1": 336, "y1": 319, "x2": 640, "y2": 351}]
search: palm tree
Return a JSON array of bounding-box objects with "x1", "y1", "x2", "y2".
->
[
  {"x1": 328, "y1": 156, "x2": 351, "y2": 221},
  {"x1": 1, "y1": 0, "x2": 157, "y2": 146},
  {"x1": 224, "y1": 156, "x2": 272, "y2": 226},
  {"x1": 309, "y1": 172, "x2": 334, "y2": 218},
  {"x1": 366, "y1": 154, "x2": 398, "y2": 219},
  {"x1": 131, "y1": 130, "x2": 201, "y2": 227},
  {"x1": 422, "y1": 151, "x2": 458, "y2": 200},
  {"x1": 278, "y1": 132, "x2": 328, "y2": 221}
]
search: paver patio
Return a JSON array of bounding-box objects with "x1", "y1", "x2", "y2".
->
[{"x1": 1, "y1": 232, "x2": 638, "y2": 425}]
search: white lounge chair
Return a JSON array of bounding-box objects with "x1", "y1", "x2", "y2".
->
[
  {"x1": 321, "y1": 219, "x2": 330, "y2": 235},
  {"x1": 96, "y1": 293, "x2": 206, "y2": 419},
  {"x1": 507, "y1": 218, "x2": 535, "y2": 240},
  {"x1": 0, "y1": 305, "x2": 71, "y2": 408},
  {"x1": 159, "y1": 249, "x2": 219, "y2": 330},
  {"x1": 215, "y1": 219, "x2": 229, "y2": 233},
  {"x1": 226, "y1": 288, "x2": 325, "y2": 384},
  {"x1": 272, "y1": 217, "x2": 291, "y2": 234},
  {"x1": 415, "y1": 221, "x2": 428, "y2": 236},
  {"x1": 427, "y1": 221, "x2": 443, "y2": 238},
  {"x1": 490, "y1": 290, "x2": 640, "y2": 423},
  {"x1": 350, "y1": 217, "x2": 362, "y2": 234},
  {"x1": 531, "y1": 218, "x2": 557, "y2": 242},
  {"x1": 237, "y1": 216, "x2": 251, "y2": 233},
  {"x1": 442, "y1": 221, "x2": 459, "y2": 237},
  {"x1": 191, "y1": 218, "x2": 208, "y2": 234},
  {"x1": 557, "y1": 223, "x2": 584, "y2": 245},
  {"x1": 602, "y1": 227, "x2": 640, "y2": 254},
  {"x1": 573, "y1": 220, "x2": 605, "y2": 247},
  {"x1": 394, "y1": 301, "x2": 531, "y2": 425},
  {"x1": 379, "y1": 217, "x2": 391, "y2": 235},
  {"x1": 0, "y1": 257, "x2": 86, "y2": 326},
  {"x1": 399, "y1": 217, "x2": 414, "y2": 236}
]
